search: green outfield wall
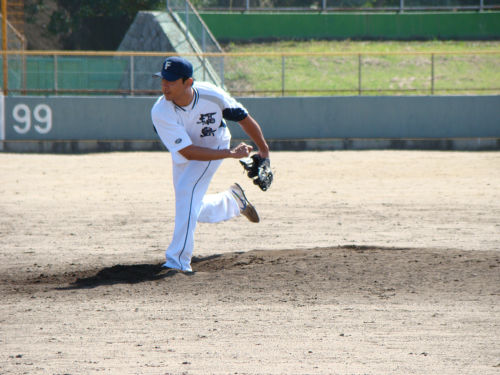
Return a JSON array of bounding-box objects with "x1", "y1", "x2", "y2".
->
[{"x1": 199, "y1": 12, "x2": 500, "y2": 41}]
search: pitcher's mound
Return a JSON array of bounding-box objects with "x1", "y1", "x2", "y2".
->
[{"x1": 10, "y1": 246, "x2": 498, "y2": 300}]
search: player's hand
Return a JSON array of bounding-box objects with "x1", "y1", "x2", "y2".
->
[{"x1": 230, "y1": 142, "x2": 253, "y2": 158}]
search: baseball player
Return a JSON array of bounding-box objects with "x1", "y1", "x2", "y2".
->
[{"x1": 151, "y1": 56, "x2": 270, "y2": 273}]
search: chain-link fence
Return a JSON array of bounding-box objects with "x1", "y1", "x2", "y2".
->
[
  {"x1": 0, "y1": 15, "x2": 26, "y2": 94},
  {"x1": 168, "y1": 0, "x2": 222, "y2": 53},
  {"x1": 223, "y1": 51, "x2": 500, "y2": 96},
  {"x1": 167, "y1": 0, "x2": 224, "y2": 86},
  {"x1": 190, "y1": 0, "x2": 500, "y2": 12},
  {"x1": 1, "y1": 50, "x2": 499, "y2": 96}
]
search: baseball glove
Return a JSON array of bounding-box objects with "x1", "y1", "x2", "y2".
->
[{"x1": 239, "y1": 154, "x2": 273, "y2": 191}]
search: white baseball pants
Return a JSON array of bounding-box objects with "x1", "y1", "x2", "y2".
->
[{"x1": 164, "y1": 157, "x2": 240, "y2": 272}]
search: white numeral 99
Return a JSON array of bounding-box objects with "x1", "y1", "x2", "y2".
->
[
  {"x1": 33, "y1": 104, "x2": 52, "y2": 134},
  {"x1": 12, "y1": 104, "x2": 31, "y2": 134},
  {"x1": 12, "y1": 104, "x2": 53, "y2": 135}
]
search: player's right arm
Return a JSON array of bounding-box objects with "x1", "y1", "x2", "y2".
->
[{"x1": 178, "y1": 143, "x2": 253, "y2": 161}]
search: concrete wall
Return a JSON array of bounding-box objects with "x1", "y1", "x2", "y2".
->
[
  {"x1": 117, "y1": 11, "x2": 222, "y2": 89},
  {"x1": 237, "y1": 96, "x2": 500, "y2": 138},
  {"x1": 3, "y1": 96, "x2": 157, "y2": 141},
  {"x1": 200, "y1": 12, "x2": 500, "y2": 41},
  {"x1": 1, "y1": 95, "x2": 499, "y2": 152}
]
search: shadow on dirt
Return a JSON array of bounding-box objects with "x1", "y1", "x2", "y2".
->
[{"x1": 58, "y1": 254, "x2": 222, "y2": 290}]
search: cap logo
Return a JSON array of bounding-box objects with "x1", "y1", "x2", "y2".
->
[{"x1": 155, "y1": 57, "x2": 192, "y2": 81}]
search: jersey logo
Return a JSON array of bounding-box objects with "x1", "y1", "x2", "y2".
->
[
  {"x1": 197, "y1": 112, "x2": 216, "y2": 126},
  {"x1": 175, "y1": 138, "x2": 182, "y2": 144},
  {"x1": 200, "y1": 127, "x2": 216, "y2": 137}
]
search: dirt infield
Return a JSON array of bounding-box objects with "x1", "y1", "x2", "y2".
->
[{"x1": 1, "y1": 150, "x2": 499, "y2": 374}]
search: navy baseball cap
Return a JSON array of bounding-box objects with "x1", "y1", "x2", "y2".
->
[{"x1": 153, "y1": 56, "x2": 193, "y2": 81}]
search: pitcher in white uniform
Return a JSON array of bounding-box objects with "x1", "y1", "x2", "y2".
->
[{"x1": 151, "y1": 56, "x2": 270, "y2": 272}]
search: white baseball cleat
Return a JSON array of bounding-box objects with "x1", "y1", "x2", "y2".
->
[{"x1": 230, "y1": 183, "x2": 260, "y2": 223}]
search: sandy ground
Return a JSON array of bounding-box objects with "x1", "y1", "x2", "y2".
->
[{"x1": 0, "y1": 150, "x2": 499, "y2": 375}]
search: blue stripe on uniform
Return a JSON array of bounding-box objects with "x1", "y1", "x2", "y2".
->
[
  {"x1": 174, "y1": 88, "x2": 199, "y2": 112},
  {"x1": 192, "y1": 87, "x2": 199, "y2": 109},
  {"x1": 178, "y1": 159, "x2": 213, "y2": 267}
]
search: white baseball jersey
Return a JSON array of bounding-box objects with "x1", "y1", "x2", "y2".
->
[
  {"x1": 151, "y1": 82, "x2": 247, "y2": 271},
  {"x1": 151, "y1": 81, "x2": 248, "y2": 164}
]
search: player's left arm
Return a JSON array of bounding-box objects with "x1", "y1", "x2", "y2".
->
[{"x1": 238, "y1": 114, "x2": 270, "y2": 159}]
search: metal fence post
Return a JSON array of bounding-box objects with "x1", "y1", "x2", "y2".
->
[
  {"x1": 202, "y1": 55, "x2": 206, "y2": 81},
  {"x1": 1, "y1": 52, "x2": 6, "y2": 95},
  {"x1": 202, "y1": 28, "x2": 206, "y2": 52},
  {"x1": 322, "y1": 0, "x2": 326, "y2": 12},
  {"x1": 1, "y1": 0, "x2": 7, "y2": 96},
  {"x1": 245, "y1": 0, "x2": 250, "y2": 12},
  {"x1": 22, "y1": 43, "x2": 26, "y2": 95},
  {"x1": 358, "y1": 54, "x2": 362, "y2": 95},
  {"x1": 400, "y1": 0, "x2": 404, "y2": 13},
  {"x1": 431, "y1": 53, "x2": 435, "y2": 95},
  {"x1": 54, "y1": 54, "x2": 58, "y2": 95},
  {"x1": 220, "y1": 55, "x2": 225, "y2": 88},
  {"x1": 282, "y1": 55, "x2": 285, "y2": 96},
  {"x1": 130, "y1": 55, "x2": 135, "y2": 96},
  {"x1": 480, "y1": 0, "x2": 484, "y2": 12},
  {"x1": 185, "y1": 1, "x2": 189, "y2": 38}
]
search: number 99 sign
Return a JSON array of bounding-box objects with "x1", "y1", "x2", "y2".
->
[{"x1": 12, "y1": 104, "x2": 53, "y2": 135}]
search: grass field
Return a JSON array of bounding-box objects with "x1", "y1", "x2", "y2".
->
[{"x1": 222, "y1": 40, "x2": 500, "y2": 96}]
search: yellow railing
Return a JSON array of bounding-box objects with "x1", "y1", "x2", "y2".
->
[{"x1": 3, "y1": 49, "x2": 500, "y2": 56}]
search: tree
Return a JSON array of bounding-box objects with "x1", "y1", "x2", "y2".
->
[{"x1": 46, "y1": 0, "x2": 164, "y2": 50}]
